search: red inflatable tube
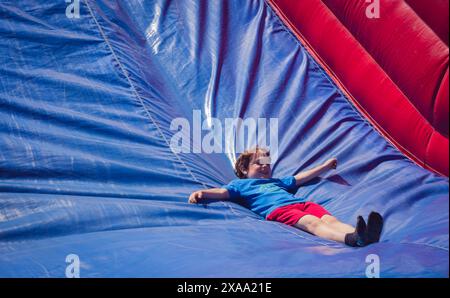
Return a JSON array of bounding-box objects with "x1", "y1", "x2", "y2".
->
[
  {"x1": 323, "y1": 0, "x2": 449, "y2": 137},
  {"x1": 405, "y1": 0, "x2": 449, "y2": 45},
  {"x1": 267, "y1": 0, "x2": 449, "y2": 176}
]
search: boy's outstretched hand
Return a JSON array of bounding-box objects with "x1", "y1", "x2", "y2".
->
[
  {"x1": 324, "y1": 157, "x2": 338, "y2": 170},
  {"x1": 188, "y1": 190, "x2": 203, "y2": 204},
  {"x1": 295, "y1": 158, "x2": 338, "y2": 186}
]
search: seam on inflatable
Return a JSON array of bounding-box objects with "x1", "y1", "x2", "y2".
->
[
  {"x1": 265, "y1": 0, "x2": 446, "y2": 177},
  {"x1": 424, "y1": 129, "x2": 435, "y2": 170},
  {"x1": 430, "y1": 66, "x2": 449, "y2": 129},
  {"x1": 399, "y1": 241, "x2": 449, "y2": 253},
  {"x1": 83, "y1": 0, "x2": 207, "y2": 189}
]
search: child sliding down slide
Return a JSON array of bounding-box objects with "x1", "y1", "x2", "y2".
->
[{"x1": 189, "y1": 147, "x2": 383, "y2": 247}]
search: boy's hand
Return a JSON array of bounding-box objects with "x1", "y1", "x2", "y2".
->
[
  {"x1": 188, "y1": 190, "x2": 203, "y2": 204},
  {"x1": 324, "y1": 158, "x2": 338, "y2": 170}
]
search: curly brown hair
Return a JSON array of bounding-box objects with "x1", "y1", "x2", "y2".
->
[{"x1": 234, "y1": 147, "x2": 270, "y2": 178}]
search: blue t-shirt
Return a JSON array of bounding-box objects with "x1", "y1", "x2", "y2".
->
[{"x1": 222, "y1": 176, "x2": 303, "y2": 219}]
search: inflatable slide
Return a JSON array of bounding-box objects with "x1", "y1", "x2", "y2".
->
[{"x1": 0, "y1": 0, "x2": 448, "y2": 277}]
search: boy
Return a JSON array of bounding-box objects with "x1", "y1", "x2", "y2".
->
[{"x1": 188, "y1": 147, "x2": 383, "y2": 247}]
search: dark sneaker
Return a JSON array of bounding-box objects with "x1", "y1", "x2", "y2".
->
[
  {"x1": 355, "y1": 216, "x2": 368, "y2": 247},
  {"x1": 367, "y1": 212, "x2": 383, "y2": 244},
  {"x1": 345, "y1": 216, "x2": 368, "y2": 247}
]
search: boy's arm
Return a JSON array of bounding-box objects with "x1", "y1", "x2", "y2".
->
[
  {"x1": 294, "y1": 158, "x2": 337, "y2": 186},
  {"x1": 188, "y1": 188, "x2": 230, "y2": 204}
]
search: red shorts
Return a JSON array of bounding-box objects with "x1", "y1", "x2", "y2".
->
[{"x1": 267, "y1": 202, "x2": 331, "y2": 226}]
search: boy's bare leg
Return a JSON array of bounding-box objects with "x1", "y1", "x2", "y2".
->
[
  {"x1": 294, "y1": 215, "x2": 346, "y2": 243},
  {"x1": 320, "y1": 215, "x2": 355, "y2": 234}
]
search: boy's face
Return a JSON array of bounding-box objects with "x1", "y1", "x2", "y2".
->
[{"x1": 247, "y1": 151, "x2": 272, "y2": 179}]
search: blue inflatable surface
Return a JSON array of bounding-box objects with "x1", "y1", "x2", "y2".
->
[{"x1": 0, "y1": 0, "x2": 448, "y2": 277}]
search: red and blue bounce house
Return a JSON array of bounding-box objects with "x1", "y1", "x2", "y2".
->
[{"x1": 0, "y1": 0, "x2": 448, "y2": 277}]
